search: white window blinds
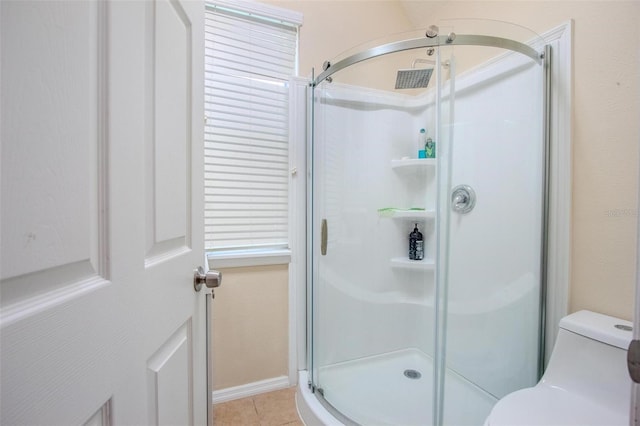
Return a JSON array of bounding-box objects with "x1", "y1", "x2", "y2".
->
[{"x1": 204, "y1": 3, "x2": 299, "y2": 251}]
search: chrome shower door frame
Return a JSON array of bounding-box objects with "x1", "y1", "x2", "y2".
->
[
  {"x1": 306, "y1": 31, "x2": 551, "y2": 426},
  {"x1": 311, "y1": 34, "x2": 543, "y2": 87}
]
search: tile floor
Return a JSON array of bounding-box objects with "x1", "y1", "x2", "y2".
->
[{"x1": 213, "y1": 386, "x2": 303, "y2": 426}]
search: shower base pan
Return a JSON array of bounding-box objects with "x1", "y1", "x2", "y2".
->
[{"x1": 297, "y1": 348, "x2": 496, "y2": 426}]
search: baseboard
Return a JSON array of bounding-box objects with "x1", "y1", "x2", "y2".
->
[{"x1": 212, "y1": 376, "x2": 291, "y2": 404}]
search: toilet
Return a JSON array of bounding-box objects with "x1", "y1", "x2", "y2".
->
[{"x1": 484, "y1": 310, "x2": 633, "y2": 426}]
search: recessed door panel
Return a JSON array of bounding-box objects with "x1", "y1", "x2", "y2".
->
[
  {"x1": 0, "y1": 0, "x2": 107, "y2": 292},
  {"x1": 147, "y1": 322, "x2": 193, "y2": 426},
  {"x1": 146, "y1": 0, "x2": 192, "y2": 263}
]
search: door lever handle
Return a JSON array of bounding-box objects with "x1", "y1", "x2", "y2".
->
[{"x1": 194, "y1": 266, "x2": 222, "y2": 296}]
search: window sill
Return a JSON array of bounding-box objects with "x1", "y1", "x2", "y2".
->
[{"x1": 207, "y1": 248, "x2": 292, "y2": 269}]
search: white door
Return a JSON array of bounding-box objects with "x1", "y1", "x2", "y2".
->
[{"x1": 0, "y1": 1, "x2": 207, "y2": 424}]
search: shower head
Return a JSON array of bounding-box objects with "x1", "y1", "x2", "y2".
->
[
  {"x1": 395, "y1": 68, "x2": 433, "y2": 89},
  {"x1": 395, "y1": 57, "x2": 435, "y2": 89}
]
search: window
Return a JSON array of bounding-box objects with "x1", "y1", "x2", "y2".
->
[{"x1": 204, "y1": 1, "x2": 301, "y2": 255}]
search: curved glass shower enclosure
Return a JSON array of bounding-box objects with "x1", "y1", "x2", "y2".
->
[{"x1": 306, "y1": 19, "x2": 549, "y2": 426}]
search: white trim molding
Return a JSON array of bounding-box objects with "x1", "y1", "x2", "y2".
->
[
  {"x1": 211, "y1": 376, "x2": 291, "y2": 404},
  {"x1": 207, "y1": 248, "x2": 291, "y2": 269},
  {"x1": 205, "y1": 0, "x2": 302, "y2": 26},
  {"x1": 541, "y1": 21, "x2": 573, "y2": 365},
  {"x1": 289, "y1": 77, "x2": 308, "y2": 383}
]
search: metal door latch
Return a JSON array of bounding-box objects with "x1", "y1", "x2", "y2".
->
[{"x1": 194, "y1": 266, "x2": 222, "y2": 298}]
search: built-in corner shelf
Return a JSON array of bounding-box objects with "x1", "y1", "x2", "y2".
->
[
  {"x1": 390, "y1": 257, "x2": 436, "y2": 271},
  {"x1": 388, "y1": 159, "x2": 436, "y2": 272},
  {"x1": 378, "y1": 208, "x2": 436, "y2": 220},
  {"x1": 391, "y1": 158, "x2": 436, "y2": 170}
]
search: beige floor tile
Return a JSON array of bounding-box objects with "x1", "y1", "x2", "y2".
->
[
  {"x1": 253, "y1": 387, "x2": 299, "y2": 426},
  {"x1": 214, "y1": 396, "x2": 260, "y2": 426}
]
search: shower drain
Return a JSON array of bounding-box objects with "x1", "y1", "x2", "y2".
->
[{"x1": 404, "y1": 369, "x2": 422, "y2": 380}]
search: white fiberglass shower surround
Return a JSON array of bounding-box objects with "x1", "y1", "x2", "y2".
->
[{"x1": 300, "y1": 20, "x2": 551, "y2": 426}]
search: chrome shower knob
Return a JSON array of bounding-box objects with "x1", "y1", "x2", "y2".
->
[{"x1": 451, "y1": 185, "x2": 476, "y2": 214}]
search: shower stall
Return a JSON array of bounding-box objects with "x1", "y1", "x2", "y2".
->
[{"x1": 301, "y1": 19, "x2": 550, "y2": 426}]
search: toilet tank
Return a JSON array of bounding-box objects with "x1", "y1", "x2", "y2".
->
[{"x1": 541, "y1": 310, "x2": 632, "y2": 414}]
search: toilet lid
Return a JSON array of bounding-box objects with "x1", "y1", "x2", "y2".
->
[{"x1": 486, "y1": 387, "x2": 628, "y2": 426}]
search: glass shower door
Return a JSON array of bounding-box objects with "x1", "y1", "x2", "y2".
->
[
  {"x1": 309, "y1": 48, "x2": 443, "y2": 425},
  {"x1": 436, "y1": 21, "x2": 547, "y2": 426},
  {"x1": 306, "y1": 21, "x2": 548, "y2": 426}
]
